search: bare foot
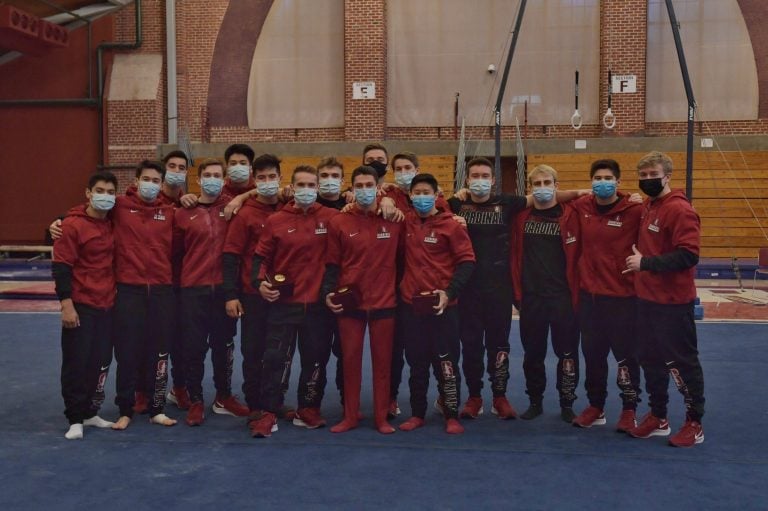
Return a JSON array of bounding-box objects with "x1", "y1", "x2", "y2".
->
[
  {"x1": 112, "y1": 416, "x2": 131, "y2": 430},
  {"x1": 150, "y1": 413, "x2": 177, "y2": 427}
]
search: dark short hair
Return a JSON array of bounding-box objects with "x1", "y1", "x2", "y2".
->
[
  {"x1": 466, "y1": 157, "x2": 494, "y2": 172},
  {"x1": 292, "y1": 164, "x2": 317, "y2": 183},
  {"x1": 351, "y1": 165, "x2": 378, "y2": 184},
  {"x1": 317, "y1": 156, "x2": 344, "y2": 177},
  {"x1": 197, "y1": 158, "x2": 225, "y2": 177},
  {"x1": 362, "y1": 143, "x2": 388, "y2": 163},
  {"x1": 88, "y1": 171, "x2": 117, "y2": 190},
  {"x1": 163, "y1": 150, "x2": 189, "y2": 167},
  {"x1": 590, "y1": 159, "x2": 621, "y2": 179},
  {"x1": 410, "y1": 173, "x2": 438, "y2": 192},
  {"x1": 135, "y1": 160, "x2": 166, "y2": 180},
  {"x1": 253, "y1": 153, "x2": 281, "y2": 175},
  {"x1": 224, "y1": 144, "x2": 255, "y2": 165},
  {"x1": 391, "y1": 151, "x2": 419, "y2": 169}
]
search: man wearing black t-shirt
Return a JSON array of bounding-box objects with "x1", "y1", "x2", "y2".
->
[
  {"x1": 448, "y1": 157, "x2": 527, "y2": 419},
  {"x1": 510, "y1": 165, "x2": 582, "y2": 422}
]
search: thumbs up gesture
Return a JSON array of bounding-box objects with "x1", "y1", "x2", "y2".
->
[{"x1": 623, "y1": 244, "x2": 643, "y2": 274}]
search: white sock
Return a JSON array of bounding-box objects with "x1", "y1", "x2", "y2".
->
[
  {"x1": 83, "y1": 415, "x2": 115, "y2": 428},
  {"x1": 65, "y1": 424, "x2": 83, "y2": 440}
]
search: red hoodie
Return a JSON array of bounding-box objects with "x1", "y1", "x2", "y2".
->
[
  {"x1": 223, "y1": 176, "x2": 256, "y2": 199},
  {"x1": 173, "y1": 194, "x2": 231, "y2": 287},
  {"x1": 572, "y1": 193, "x2": 642, "y2": 297},
  {"x1": 112, "y1": 189, "x2": 175, "y2": 286},
  {"x1": 326, "y1": 206, "x2": 403, "y2": 310},
  {"x1": 53, "y1": 204, "x2": 116, "y2": 309},
  {"x1": 509, "y1": 203, "x2": 581, "y2": 308},
  {"x1": 223, "y1": 197, "x2": 282, "y2": 294},
  {"x1": 635, "y1": 190, "x2": 700, "y2": 304},
  {"x1": 399, "y1": 209, "x2": 476, "y2": 305},
  {"x1": 255, "y1": 201, "x2": 339, "y2": 304},
  {"x1": 384, "y1": 186, "x2": 449, "y2": 213}
]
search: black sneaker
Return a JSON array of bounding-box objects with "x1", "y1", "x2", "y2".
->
[
  {"x1": 560, "y1": 407, "x2": 576, "y2": 423},
  {"x1": 520, "y1": 402, "x2": 543, "y2": 420}
]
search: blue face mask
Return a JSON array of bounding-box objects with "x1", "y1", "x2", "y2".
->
[
  {"x1": 319, "y1": 178, "x2": 341, "y2": 196},
  {"x1": 227, "y1": 164, "x2": 250, "y2": 184},
  {"x1": 532, "y1": 187, "x2": 555, "y2": 204},
  {"x1": 354, "y1": 187, "x2": 377, "y2": 207},
  {"x1": 257, "y1": 181, "x2": 279, "y2": 197},
  {"x1": 468, "y1": 179, "x2": 492, "y2": 197},
  {"x1": 90, "y1": 193, "x2": 115, "y2": 212},
  {"x1": 294, "y1": 187, "x2": 317, "y2": 207},
  {"x1": 138, "y1": 181, "x2": 161, "y2": 202},
  {"x1": 395, "y1": 172, "x2": 416, "y2": 190},
  {"x1": 165, "y1": 171, "x2": 186, "y2": 187},
  {"x1": 411, "y1": 194, "x2": 435, "y2": 214},
  {"x1": 201, "y1": 177, "x2": 223, "y2": 197},
  {"x1": 592, "y1": 180, "x2": 617, "y2": 199}
]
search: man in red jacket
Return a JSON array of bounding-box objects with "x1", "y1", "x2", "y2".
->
[
  {"x1": 174, "y1": 158, "x2": 250, "y2": 426},
  {"x1": 571, "y1": 159, "x2": 642, "y2": 431},
  {"x1": 53, "y1": 172, "x2": 119, "y2": 440},
  {"x1": 398, "y1": 173, "x2": 476, "y2": 435},
  {"x1": 222, "y1": 154, "x2": 285, "y2": 431},
  {"x1": 322, "y1": 165, "x2": 403, "y2": 434},
  {"x1": 510, "y1": 165, "x2": 581, "y2": 423},
  {"x1": 248, "y1": 165, "x2": 339, "y2": 437},
  {"x1": 624, "y1": 151, "x2": 705, "y2": 447}
]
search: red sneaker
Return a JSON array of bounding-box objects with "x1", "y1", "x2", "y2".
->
[
  {"x1": 669, "y1": 420, "x2": 704, "y2": 447},
  {"x1": 615, "y1": 409, "x2": 637, "y2": 433},
  {"x1": 293, "y1": 407, "x2": 327, "y2": 429},
  {"x1": 572, "y1": 406, "x2": 606, "y2": 428},
  {"x1": 212, "y1": 394, "x2": 250, "y2": 417},
  {"x1": 459, "y1": 396, "x2": 484, "y2": 419},
  {"x1": 132, "y1": 391, "x2": 148, "y2": 414},
  {"x1": 330, "y1": 419, "x2": 358, "y2": 433},
  {"x1": 398, "y1": 417, "x2": 425, "y2": 431},
  {"x1": 167, "y1": 386, "x2": 191, "y2": 411},
  {"x1": 628, "y1": 412, "x2": 670, "y2": 438},
  {"x1": 491, "y1": 396, "x2": 518, "y2": 420},
  {"x1": 186, "y1": 401, "x2": 205, "y2": 426},
  {"x1": 249, "y1": 412, "x2": 278, "y2": 438},
  {"x1": 387, "y1": 399, "x2": 401, "y2": 419},
  {"x1": 445, "y1": 418, "x2": 465, "y2": 434}
]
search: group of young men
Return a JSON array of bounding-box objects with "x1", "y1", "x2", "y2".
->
[{"x1": 53, "y1": 143, "x2": 706, "y2": 448}]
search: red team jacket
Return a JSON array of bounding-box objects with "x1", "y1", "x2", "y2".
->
[
  {"x1": 572, "y1": 193, "x2": 642, "y2": 297},
  {"x1": 112, "y1": 189, "x2": 175, "y2": 286},
  {"x1": 509, "y1": 203, "x2": 581, "y2": 308},
  {"x1": 325, "y1": 207, "x2": 403, "y2": 310},
  {"x1": 384, "y1": 186, "x2": 449, "y2": 213},
  {"x1": 255, "y1": 201, "x2": 339, "y2": 304},
  {"x1": 173, "y1": 194, "x2": 232, "y2": 288},
  {"x1": 635, "y1": 190, "x2": 700, "y2": 304},
  {"x1": 223, "y1": 197, "x2": 282, "y2": 295},
  {"x1": 53, "y1": 205, "x2": 116, "y2": 309},
  {"x1": 399, "y1": 210, "x2": 476, "y2": 306}
]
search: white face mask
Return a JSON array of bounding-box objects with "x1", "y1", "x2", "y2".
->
[
  {"x1": 318, "y1": 178, "x2": 342, "y2": 196},
  {"x1": 227, "y1": 164, "x2": 250, "y2": 184}
]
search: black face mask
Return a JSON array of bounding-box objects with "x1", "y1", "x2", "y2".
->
[
  {"x1": 639, "y1": 177, "x2": 664, "y2": 197},
  {"x1": 367, "y1": 160, "x2": 387, "y2": 179}
]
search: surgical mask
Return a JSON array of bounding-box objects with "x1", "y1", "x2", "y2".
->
[
  {"x1": 532, "y1": 187, "x2": 555, "y2": 203},
  {"x1": 592, "y1": 180, "x2": 617, "y2": 199},
  {"x1": 90, "y1": 193, "x2": 115, "y2": 212},
  {"x1": 227, "y1": 164, "x2": 250, "y2": 183},
  {"x1": 165, "y1": 172, "x2": 187, "y2": 187},
  {"x1": 201, "y1": 177, "x2": 223, "y2": 197},
  {"x1": 257, "y1": 181, "x2": 279, "y2": 197},
  {"x1": 319, "y1": 178, "x2": 342, "y2": 196},
  {"x1": 395, "y1": 172, "x2": 416, "y2": 190},
  {"x1": 138, "y1": 181, "x2": 161, "y2": 202},
  {"x1": 639, "y1": 178, "x2": 664, "y2": 197},
  {"x1": 411, "y1": 195, "x2": 435, "y2": 214},
  {"x1": 367, "y1": 160, "x2": 387, "y2": 179},
  {"x1": 294, "y1": 187, "x2": 317, "y2": 207},
  {"x1": 354, "y1": 187, "x2": 377, "y2": 207},
  {"x1": 468, "y1": 179, "x2": 492, "y2": 197}
]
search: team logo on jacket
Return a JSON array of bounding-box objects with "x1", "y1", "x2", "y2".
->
[
  {"x1": 607, "y1": 215, "x2": 622, "y2": 228},
  {"x1": 153, "y1": 210, "x2": 166, "y2": 221},
  {"x1": 648, "y1": 219, "x2": 660, "y2": 233},
  {"x1": 377, "y1": 226, "x2": 391, "y2": 239},
  {"x1": 424, "y1": 230, "x2": 438, "y2": 244},
  {"x1": 219, "y1": 210, "x2": 225, "y2": 217},
  {"x1": 565, "y1": 231, "x2": 576, "y2": 244},
  {"x1": 315, "y1": 222, "x2": 327, "y2": 235}
]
